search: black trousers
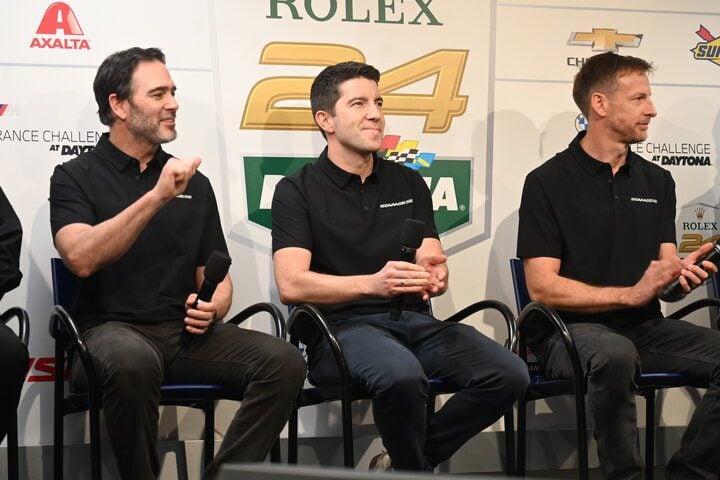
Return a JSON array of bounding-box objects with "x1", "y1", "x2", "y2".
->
[
  {"x1": 71, "y1": 320, "x2": 306, "y2": 480},
  {"x1": 0, "y1": 323, "x2": 27, "y2": 443},
  {"x1": 538, "y1": 318, "x2": 720, "y2": 480}
]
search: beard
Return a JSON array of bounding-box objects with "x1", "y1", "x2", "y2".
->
[
  {"x1": 607, "y1": 116, "x2": 647, "y2": 144},
  {"x1": 126, "y1": 102, "x2": 177, "y2": 145}
]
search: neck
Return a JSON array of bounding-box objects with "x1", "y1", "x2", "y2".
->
[
  {"x1": 108, "y1": 127, "x2": 157, "y2": 170},
  {"x1": 326, "y1": 144, "x2": 374, "y2": 182},
  {"x1": 579, "y1": 128, "x2": 628, "y2": 175}
]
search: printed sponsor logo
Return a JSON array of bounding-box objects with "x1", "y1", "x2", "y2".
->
[
  {"x1": 691, "y1": 25, "x2": 720, "y2": 66},
  {"x1": 30, "y1": 2, "x2": 90, "y2": 50},
  {"x1": 678, "y1": 203, "x2": 720, "y2": 254},
  {"x1": 632, "y1": 141, "x2": 713, "y2": 167},
  {"x1": 265, "y1": 0, "x2": 442, "y2": 26},
  {"x1": 566, "y1": 28, "x2": 642, "y2": 67}
]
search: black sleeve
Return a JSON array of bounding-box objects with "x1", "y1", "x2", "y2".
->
[
  {"x1": 0, "y1": 186, "x2": 22, "y2": 300},
  {"x1": 197, "y1": 180, "x2": 229, "y2": 266},
  {"x1": 49, "y1": 162, "x2": 97, "y2": 237},
  {"x1": 517, "y1": 171, "x2": 562, "y2": 259},
  {"x1": 271, "y1": 175, "x2": 313, "y2": 254}
]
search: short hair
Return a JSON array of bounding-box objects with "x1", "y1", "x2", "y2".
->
[
  {"x1": 310, "y1": 61, "x2": 380, "y2": 136},
  {"x1": 94, "y1": 47, "x2": 166, "y2": 126},
  {"x1": 572, "y1": 52, "x2": 654, "y2": 117}
]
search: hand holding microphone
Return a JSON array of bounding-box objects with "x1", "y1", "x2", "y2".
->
[
  {"x1": 659, "y1": 241, "x2": 720, "y2": 302},
  {"x1": 182, "y1": 251, "x2": 231, "y2": 341}
]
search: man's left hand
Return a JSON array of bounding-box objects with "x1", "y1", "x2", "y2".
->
[
  {"x1": 676, "y1": 242, "x2": 719, "y2": 294},
  {"x1": 184, "y1": 293, "x2": 217, "y2": 335},
  {"x1": 417, "y1": 254, "x2": 448, "y2": 300}
]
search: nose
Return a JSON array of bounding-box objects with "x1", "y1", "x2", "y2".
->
[
  {"x1": 646, "y1": 98, "x2": 657, "y2": 117},
  {"x1": 167, "y1": 94, "x2": 179, "y2": 111},
  {"x1": 367, "y1": 103, "x2": 382, "y2": 120}
]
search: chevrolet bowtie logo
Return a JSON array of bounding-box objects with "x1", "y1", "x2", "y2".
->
[{"x1": 568, "y1": 28, "x2": 643, "y2": 52}]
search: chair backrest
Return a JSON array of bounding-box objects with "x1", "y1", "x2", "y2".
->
[
  {"x1": 50, "y1": 258, "x2": 80, "y2": 309},
  {"x1": 509, "y1": 258, "x2": 531, "y2": 313}
]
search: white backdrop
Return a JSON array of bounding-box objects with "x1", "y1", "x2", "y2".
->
[{"x1": 1, "y1": 0, "x2": 720, "y2": 460}]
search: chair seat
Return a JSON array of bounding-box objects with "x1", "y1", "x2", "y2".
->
[{"x1": 299, "y1": 377, "x2": 455, "y2": 407}]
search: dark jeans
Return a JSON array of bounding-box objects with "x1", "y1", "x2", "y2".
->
[
  {"x1": 0, "y1": 323, "x2": 27, "y2": 442},
  {"x1": 71, "y1": 320, "x2": 306, "y2": 480},
  {"x1": 307, "y1": 311, "x2": 529, "y2": 471},
  {"x1": 537, "y1": 318, "x2": 720, "y2": 480}
]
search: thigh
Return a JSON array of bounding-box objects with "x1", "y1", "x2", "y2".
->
[
  {"x1": 409, "y1": 315, "x2": 522, "y2": 389},
  {"x1": 308, "y1": 320, "x2": 425, "y2": 392},
  {"x1": 628, "y1": 317, "x2": 720, "y2": 383},
  {"x1": 166, "y1": 322, "x2": 298, "y2": 387},
  {"x1": 72, "y1": 321, "x2": 163, "y2": 391},
  {"x1": 539, "y1": 322, "x2": 639, "y2": 380}
]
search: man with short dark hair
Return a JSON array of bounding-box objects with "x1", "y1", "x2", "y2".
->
[
  {"x1": 49, "y1": 47, "x2": 306, "y2": 480},
  {"x1": 272, "y1": 61, "x2": 529, "y2": 472},
  {"x1": 518, "y1": 51, "x2": 720, "y2": 479},
  {"x1": 0, "y1": 185, "x2": 26, "y2": 445}
]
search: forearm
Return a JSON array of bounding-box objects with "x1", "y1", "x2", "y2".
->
[
  {"x1": 56, "y1": 188, "x2": 169, "y2": 277},
  {"x1": 276, "y1": 269, "x2": 373, "y2": 306},
  {"x1": 529, "y1": 273, "x2": 636, "y2": 313},
  {"x1": 212, "y1": 276, "x2": 232, "y2": 319}
]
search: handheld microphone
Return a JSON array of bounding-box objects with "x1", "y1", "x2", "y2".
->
[
  {"x1": 389, "y1": 219, "x2": 425, "y2": 321},
  {"x1": 180, "y1": 250, "x2": 231, "y2": 347},
  {"x1": 659, "y1": 241, "x2": 720, "y2": 302}
]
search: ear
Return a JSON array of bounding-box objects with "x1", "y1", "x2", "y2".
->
[
  {"x1": 315, "y1": 110, "x2": 334, "y2": 136},
  {"x1": 589, "y1": 91, "x2": 609, "y2": 119},
  {"x1": 108, "y1": 93, "x2": 128, "y2": 122}
]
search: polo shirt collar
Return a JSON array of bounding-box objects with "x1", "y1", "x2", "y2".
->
[
  {"x1": 569, "y1": 130, "x2": 634, "y2": 177},
  {"x1": 318, "y1": 147, "x2": 379, "y2": 187},
  {"x1": 95, "y1": 132, "x2": 171, "y2": 172}
]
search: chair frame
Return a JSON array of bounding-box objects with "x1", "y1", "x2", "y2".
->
[
  {"x1": 2, "y1": 307, "x2": 29, "y2": 480},
  {"x1": 285, "y1": 300, "x2": 517, "y2": 474},
  {"x1": 510, "y1": 258, "x2": 720, "y2": 479},
  {"x1": 49, "y1": 258, "x2": 285, "y2": 479}
]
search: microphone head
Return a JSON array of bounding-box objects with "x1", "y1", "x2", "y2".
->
[
  {"x1": 401, "y1": 219, "x2": 425, "y2": 249},
  {"x1": 204, "y1": 251, "x2": 232, "y2": 283}
]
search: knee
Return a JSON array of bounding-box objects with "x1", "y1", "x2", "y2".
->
[
  {"x1": 0, "y1": 337, "x2": 28, "y2": 386},
  {"x1": 590, "y1": 337, "x2": 639, "y2": 380},
  {"x1": 373, "y1": 368, "x2": 428, "y2": 404},
  {"x1": 471, "y1": 351, "x2": 529, "y2": 403},
  {"x1": 103, "y1": 349, "x2": 162, "y2": 395},
  {"x1": 258, "y1": 340, "x2": 307, "y2": 390},
  {"x1": 502, "y1": 353, "x2": 531, "y2": 399}
]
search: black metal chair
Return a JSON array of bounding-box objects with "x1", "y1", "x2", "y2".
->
[
  {"x1": 509, "y1": 257, "x2": 720, "y2": 479},
  {"x1": 285, "y1": 301, "x2": 517, "y2": 474},
  {"x1": 2, "y1": 306, "x2": 29, "y2": 480},
  {"x1": 49, "y1": 258, "x2": 284, "y2": 479}
]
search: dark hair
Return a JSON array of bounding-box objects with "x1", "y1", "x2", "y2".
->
[
  {"x1": 572, "y1": 52, "x2": 654, "y2": 117},
  {"x1": 94, "y1": 47, "x2": 166, "y2": 126},
  {"x1": 310, "y1": 61, "x2": 380, "y2": 136}
]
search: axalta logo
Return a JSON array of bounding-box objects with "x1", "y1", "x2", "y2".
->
[
  {"x1": 244, "y1": 136, "x2": 471, "y2": 235},
  {"x1": 30, "y1": 2, "x2": 90, "y2": 50},
  {"x1": 691, "y1": 25, "x2": 720, "y2": 66},
  {"x1": 678, "y1": 203, "x2": 719, "y2": 253}
]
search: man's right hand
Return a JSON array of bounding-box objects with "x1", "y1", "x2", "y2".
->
[
  {"x1": 369, "y1": 260, "x2": 431, "y2": 299},
  {"x1": 629, "y1": 258, "x2": 683, "y2": 306},
  {"x1": 154, "y1": 156, "x2": 201, "y2": 202}
]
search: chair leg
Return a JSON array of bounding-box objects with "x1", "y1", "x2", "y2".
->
[
  {"x1": 288, "y1": 406, "x2": 299, "y2": 464},
  {"x1": 89, "y1": 406, "x2": 102, "y2": 480},
  {"x1": 517, "y1": 398, "x2": 527, "y2": 477},
  {"x1": 341, "y1": 397, "x2": 354, "y2": 467},
  {"x1": 53, "y1": 365, "x2": 64, "y2": 480},
  {"x1": 7, "y1": 412, "x2": 18, "y2": 480},
  {"x1": 575, "y1": 391, "x2": 589, "y2": 480},
  {"x1": 503, "y1": 407, "x2": 516, "y2": 476},
  {"x1": 644, "y1": 390, "x2": 656, "y2": 480},
  {"x1": 203, "y1": 403, "x2": 215, "y2": 470}
]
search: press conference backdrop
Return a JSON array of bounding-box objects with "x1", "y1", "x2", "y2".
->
[{"x1": 2, "y1": 0, "x2": 720, "y2": 477}]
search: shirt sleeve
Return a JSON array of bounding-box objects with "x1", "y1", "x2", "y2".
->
[
  {"x1": 0, "y1": 186, "x2": 22, "y2": 299},
  {"x1": 49, "y1": 162, "x2": 98, "y2": 237},
  {"x1": 517, "y1": 171, "x2": 562, "y2": 259},
  {"x1": 197, "y1": 180, "x2": 229, "y2": 266},
  {"x1": 271, "y1": 175, "x2": 313, "y2": 253},
  {"x1": 661, "y1": 170, "x2": 677, "y2": 245},
  {"x1": 410, "y1": 169, "x2": 439, "y2": 240}
]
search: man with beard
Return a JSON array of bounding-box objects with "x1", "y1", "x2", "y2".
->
[
  {"x1": 517, "y1": 51, "x2": 720, "y2": 479},
  {"x1": 49, "y1": 47, "x2": 305, "y2": 480}
]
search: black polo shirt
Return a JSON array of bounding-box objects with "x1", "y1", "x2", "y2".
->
[
  {"x1": 517, "y1": 131, "x2": 676, "y2": 325},
  {"x1": 0, "y1": 186, "x2": 22, "y2": 300},
  {"x1": 272, "y1": 147, "x2": 438, "y2": 321},
  {"x1": 49, "y1": 133, "x2": 228, "y2": 329}
]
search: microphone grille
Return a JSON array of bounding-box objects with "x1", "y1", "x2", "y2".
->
[
  {"x1": 401, "y1": 219, "x2": 425, "y2": 249},
  {"x1": 204, "y1": 251, "x2": 232, "y2": 283}
]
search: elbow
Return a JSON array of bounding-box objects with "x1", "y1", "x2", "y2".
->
[
  {"x1": 62, "y1": 253, "x2": 96, "y2": 279},
  {"x1": 277, "y1": 287, "x2": 302, "y2": 306}
]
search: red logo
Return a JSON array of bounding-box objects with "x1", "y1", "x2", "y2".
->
[{"x1": 30, "y1": 2, "x2": 90, "y2": 50}]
